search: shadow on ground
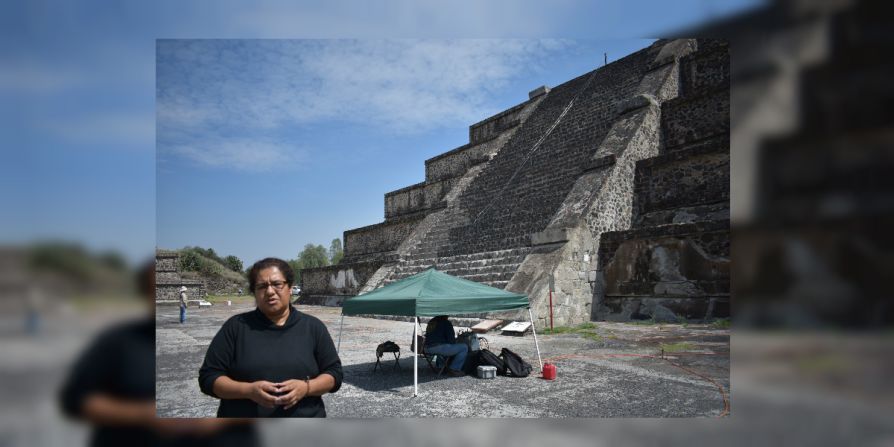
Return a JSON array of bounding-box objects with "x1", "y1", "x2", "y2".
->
[{"x1": 341, "y1": 358, "x2": 464, "y2": 392}]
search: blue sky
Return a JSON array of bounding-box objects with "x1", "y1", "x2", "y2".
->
[{"x1": 2, "y1": 0, "x2": 762, "y2": 265}]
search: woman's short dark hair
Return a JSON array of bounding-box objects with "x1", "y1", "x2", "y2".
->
[{"x1": 248, "y1": 257, "x2": 294, "y2": 292}]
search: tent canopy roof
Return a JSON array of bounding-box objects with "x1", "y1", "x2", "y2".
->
[{"x1": 342, "y1": 268, "x2": 529, "y2": 317}]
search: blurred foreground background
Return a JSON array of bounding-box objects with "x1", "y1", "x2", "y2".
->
[{"x1": 1, "y1": 0, "x2": 892, "y2": 445}]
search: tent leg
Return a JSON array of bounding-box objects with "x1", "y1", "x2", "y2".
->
[
  {"x1": 336, "y1": 314, "x2": 345, "y2": 353},
  {"x1": 528, "y1": 308, "x2": 543, "y2": 370},
  {"x1": 413, "y1": 317, "x2": 419, "y2": 397}
]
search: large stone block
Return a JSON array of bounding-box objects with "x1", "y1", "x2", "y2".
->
[
  {"x1": 614, "y1": 93, "x2": 658, "y2": 116},
  {"x1": 528, "y1": 85, "x2": 550, "y2": 99}
]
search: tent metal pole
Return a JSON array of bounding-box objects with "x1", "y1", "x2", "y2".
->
[
  {"x1": 336, "y1": 314, "x2": 345, "y2": 353},
  {"x1": 413, "y1": 317, "x2": 419, "y2": 397},
  {"x1": 528, "y1": 308, "x2": 543, "y2": 370}
]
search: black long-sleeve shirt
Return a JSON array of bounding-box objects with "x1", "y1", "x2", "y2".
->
[
  {"x1": 425, "y1": 318, "x2": 456, "y2": 346},
  {"x1": 199, "y1": 306, "x2": 343, "y2": 417},
  {"x1": 60, "y1": 318, "x2": 258, "y2": 446},
  {"x1": 59, "y1": 319, "x2": 157, "y2": 447}
]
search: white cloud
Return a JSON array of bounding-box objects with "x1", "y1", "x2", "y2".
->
[
  {"x1": 0, "y1": 67, "x2": 85, "y2": 94},
  {"x1": 167, "y1": 138, "x2": 305, "y2": 172},
  {"x1": 156, "y1": 39, "x2": 574, "y2": 171},
  {"x1": 38, "y1": 112, "x2": 155, "y2": 147},
  {"x1": 296, "y1": 39, "x2": 571, "y2": 130},
  {"x1": 157, "y1": 39, "x2": 572, "y2": 134},
  {"x1": 156, "y1": 102, "x2": 216, "y2": 129}
]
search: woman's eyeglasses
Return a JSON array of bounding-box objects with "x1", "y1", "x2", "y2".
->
[{"x1": 255, "y1": 281, "x2": 288, "y2": 291}]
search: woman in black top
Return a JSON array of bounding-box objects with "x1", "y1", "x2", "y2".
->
[
  {"x1": 61, "y1": 261, "x2": 258, "y2": 446},
  {"x1": 199, "y1": 257, "x2": 343, "y2": 417}
]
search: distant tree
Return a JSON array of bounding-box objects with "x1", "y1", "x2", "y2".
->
[
  {"x1": 298, "y1": 244, "x2": 329, "y2": 269},
  {"x1": 286, "y1": 244, "x2": 332, "y2": 285},
  {"x1": 178, "y1": 247, "x2": 222, "y2": 275},
  {"x1": 329, "y1": 238, "x2": 344, "y2": 265},
  {"x1": 223, "y1": 255, "x2": 243, "y2": 273}
]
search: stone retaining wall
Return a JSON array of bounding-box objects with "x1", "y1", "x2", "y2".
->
[
  {"x1": 156, "y1": 255, "x2": 177, "y2": 272},
  {"x1": 468, "y1": 100, "x2": 532, "y2": 144},
  {"x1": 300, "y1": 261, "x2": 383, "y2": 297},
  {"x1": 383, "y1": 178, "x2": 457, "y2": 220},
  {"x1": 343, "y1": 214, "x2": 424, "y2": 260},
  {"x1": 632, "y1": 143, "x2": 730, "y2": 226},
  {"x1": 155, "y1": 249, "x2": 208, "y2": 302},
  {"x1": 156, "y1": 282, "x2": 207, "y2": 301}
]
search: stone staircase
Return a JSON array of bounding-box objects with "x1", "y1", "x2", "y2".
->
[
  {"x1": 379, "y1": 183, "x2": 533, "y2": 289},
  {"x1": 438, "y1": 46, "x2": 658, "y2": 258},
  {"x1": 385, "y1": 247, "x2": 532, "y2": 289}
]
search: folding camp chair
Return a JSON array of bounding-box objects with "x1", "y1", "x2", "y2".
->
[{"x1": 411, "y1": 334, "x2": 456, "y2": 377}]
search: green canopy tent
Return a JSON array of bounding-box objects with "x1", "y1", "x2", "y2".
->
[{"x1": 336, "y1": 268, "x2": 543, "y2": 396}]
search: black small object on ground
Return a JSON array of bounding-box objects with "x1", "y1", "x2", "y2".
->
[{"x1": 374, "y1": 341, "x2": 401, "y2": 372}]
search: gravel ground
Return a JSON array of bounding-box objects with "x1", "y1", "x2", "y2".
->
[{"x1": 156, "y1": 302, "x2": 730, "y2": 418}]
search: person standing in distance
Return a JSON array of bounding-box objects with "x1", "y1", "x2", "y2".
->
[{"x1": 179, "y1": 286, "x2": 188, "y2": 323}]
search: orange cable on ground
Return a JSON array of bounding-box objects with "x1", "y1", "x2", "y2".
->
[
  {"x1": 543, "y1": 352, "x2": 730, "y2": 417},
  {"x1": 663, "y1": 357, "x2": 730, "y2": 417}
]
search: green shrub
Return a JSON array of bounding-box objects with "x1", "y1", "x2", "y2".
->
[
  {"x1": 179, "y1": 250, "x2": 202, "y2": 272},
  {"x1": 542, "y1": 322, "x2": 600, "y2": 340},
  {"x1": 711, "y1": 318, "x2": 731, "y2": 329},
  {"x1": 179, "y1": 248, "x2": 223, "y2": 275}
]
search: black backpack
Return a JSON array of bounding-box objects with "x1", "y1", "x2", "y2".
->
[
  {"x1": 477, "y1": 348, "x2": 506, "y2": 376},
  {"x1": 499, "y1": 347, "x2": 532, "y2": 377},
  {"x1": 462, "y1": 350, "x2": 480, "y2": 374}
]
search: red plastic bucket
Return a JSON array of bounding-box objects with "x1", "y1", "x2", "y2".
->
[{"x1": 542, "y1": 363, "x2": 557, "y2": 380}]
